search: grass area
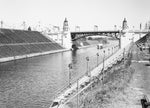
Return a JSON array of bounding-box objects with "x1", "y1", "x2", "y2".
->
[{"x1": 65, "y1": 47, "x2": 136, "y2": 108}]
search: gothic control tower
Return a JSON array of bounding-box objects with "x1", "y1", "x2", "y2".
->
[
  {"x1": 63, "y1": 18, "x2": 69, "y2": 32},
  {"x1": 120, "y1": 18, "x2": 134, "y2": 49},
  {"x1": 122, "y1": 18, "x2": 128, "y2": 30},
  {"x1": 61, "y1": 18, "x2": 72, "y2": 49}
]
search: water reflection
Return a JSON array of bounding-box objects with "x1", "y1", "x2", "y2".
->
[{"x1": 0, "y1": 40, "x2": 118, "y2": 108}]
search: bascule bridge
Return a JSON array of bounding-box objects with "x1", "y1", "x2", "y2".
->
[{"x1": 61, "y1": 18, "x2": 149, "y2": 49}]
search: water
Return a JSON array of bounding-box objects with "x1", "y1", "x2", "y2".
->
[{"x1": 0, "y1": 40, "x2": 118, "y2": 108}]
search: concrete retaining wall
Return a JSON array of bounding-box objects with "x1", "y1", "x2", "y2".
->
[{"x1": 0, "y1": 49, "x2": 70, "y2": 63}]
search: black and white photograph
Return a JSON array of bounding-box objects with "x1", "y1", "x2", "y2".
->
[{"x1": 0, "y1": 0, "x2": 150, "y2": 108}]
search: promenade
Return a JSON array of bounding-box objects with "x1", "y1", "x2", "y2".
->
[{"x1": 63, "y1": 43, "x2": 150, "y2": 108}]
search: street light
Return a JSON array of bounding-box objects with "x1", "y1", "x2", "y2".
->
[
  {"x1": 86, "y1": 56, "x2": 90, "y2": 77},
  {"x1": 102, "y1": 50, "x2": 105, "y2": 83},
  {"x1": 148, "y1": 45, "x2": 150, "y2": 64},
  {"x1": 68, "y1": 63, "x2": 72, "y2": 88},
  {"x1": 77, "y1": 79, "x2": 79, "y2": 108},
  {"x1": 103, "y1": 50, "x2": 105, "y2": 69},
  {"x1": 96, "y1": 53, "x2": 99, "y2": 67},
  {"x1": 123, "y1": 48, "x2": 125, "y2": 64}
]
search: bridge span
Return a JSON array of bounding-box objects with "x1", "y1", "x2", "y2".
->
[
  {"x1": 71, "y1": 30, "x2": 120, "y2": 40},
  {"x1": 70, "y1": 30, "x2": 150, "y2": 40}
]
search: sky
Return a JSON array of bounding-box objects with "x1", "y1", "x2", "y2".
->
[{"x1": 0, "y1": 0, "x2": 150, "y2": 31}]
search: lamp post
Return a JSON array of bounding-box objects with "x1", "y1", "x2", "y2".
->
[
  {"x1": 103, "y1": 50, "x2": 105, "y2": 69},
  {"x1": 68, "y1": 63, "x2": 72, "y2": 88},
  {"x1": 96, "y1": 53, "x2": 99, "y2": 67},
  {"x1": 86, "y1": 56, "x2": 89, "y2": 76},
  {"x1": 102, "y1": 50, "x2": 105, "y2": 84},
  {"x1": 123, "y1": 48, "x2": 125, "y2": 64},
  {"x1": 149, "y1": 45, "x2": 150, "y2": 64},
  {"x1": 77, "y1": 79, "x2": 79, "y2": 108}
]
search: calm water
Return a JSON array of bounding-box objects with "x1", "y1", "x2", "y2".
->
[{"x1": 0, "y1": 40, "x2": 118, "y2": 108}]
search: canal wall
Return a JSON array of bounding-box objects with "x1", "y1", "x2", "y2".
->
[
  {"x1": 0, "y1": 41, "x2": 111, "y2": 63},
  {"x1": 0, "y1": 49, "x2": 70, "y2": 63}
]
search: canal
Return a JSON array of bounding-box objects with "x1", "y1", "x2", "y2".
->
[{"x1": 0, "y1": 40, "x2": 118, "y2": 108}]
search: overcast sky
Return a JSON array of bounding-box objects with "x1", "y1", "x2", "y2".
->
[{"x1": 0, "y1": 0, "x2": 150, "y2": 30}]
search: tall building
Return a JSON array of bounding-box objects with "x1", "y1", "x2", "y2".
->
[
  {"x1": 63, "y1": 18, "x2": 69, "y2": 32},
  {"x1": 140, "y1": 23, "x2": 142, "y2": 30},
  {"x1": 122, "y1": 18, "x2": 128, "y2": 30}
]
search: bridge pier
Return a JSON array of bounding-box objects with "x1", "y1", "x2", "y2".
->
[
  {"x1": 61, "y1": 18, "x2": 73, "y2": 49},
  {"x1": 119, "y1": 32, "x2": 134, "y2": 49},
  {"x1": 61, "y1": 31, "x2": 72, "y2": 49}
]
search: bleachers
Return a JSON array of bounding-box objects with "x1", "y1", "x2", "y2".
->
[
  {"x1": 135, "y1": 34, "x2": 147, "y2": 46},
  {"x1": 0, "y1": 46, "x2": 15, "y2": 57},
  {"x1": 135, "y1": 33, "x2": 150, "y2": 51},
  {"x1": 0, "y1": 33, "x2": 13, "y2": 43},
  {"x1": 0, "y1": 28, "x2": 64, "y2": 58}
]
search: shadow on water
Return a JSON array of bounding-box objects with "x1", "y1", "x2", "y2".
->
[{"x1": 71, "y1": 49, "x2": 77, "y2": 64}]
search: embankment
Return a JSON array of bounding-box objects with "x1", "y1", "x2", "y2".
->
[{"x1": 0, "y1": 28, "x2": 66, "y2": 63}]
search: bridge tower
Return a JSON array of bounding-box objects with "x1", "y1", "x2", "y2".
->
[
  {"x1": 140, "y1": 23, "x2": 142, "y2": 30},
  {"x1": 120, "y1": 18, "x2": 134, "y2": 49},
  {"x1": 122, "y1": 18, "x2": 128, "y2": 30},
  {"x1": 63, "y1": 18, "x2": 69, "y2": 32},
  {"x1": 61, "y1": 18, "x2": 72, "y2": 49}
]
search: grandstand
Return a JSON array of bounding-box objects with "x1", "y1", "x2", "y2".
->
[{"x1": 0, "y1": 28, "x2": 64, "y2": 58}]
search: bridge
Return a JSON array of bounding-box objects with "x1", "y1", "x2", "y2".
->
[
  {"x1": 71, "y1": 30, "x2": 120, "y2": 41},
  {"x1": 70, "y1": 30, "x2": 150, "y2": 41},
  {"x1": 61, "y1": 30, "x2": 149, "y2": 50},
  {"x1": 52, "y1": 18, "x2": 150, "y2": 49}
]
